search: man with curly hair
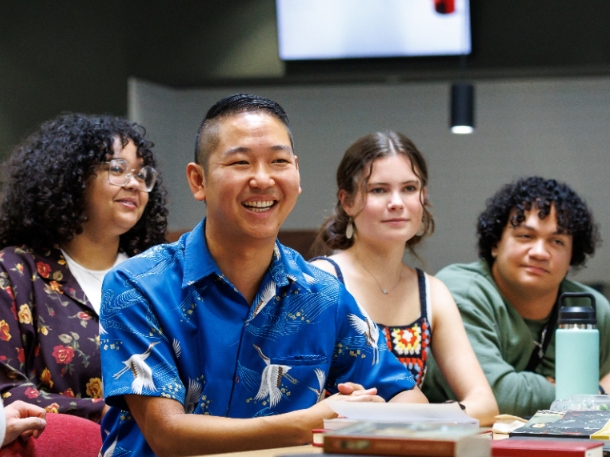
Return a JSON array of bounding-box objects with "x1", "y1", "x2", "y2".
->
[{"x1": 422, "y1": 176, "x2": 610, "y2": 417}]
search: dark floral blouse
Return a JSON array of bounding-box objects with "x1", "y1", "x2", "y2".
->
[{"x1": 0, "y1": 245, "x2": 104, "y2": 422}]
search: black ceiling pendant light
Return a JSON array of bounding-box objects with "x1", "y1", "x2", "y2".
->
[
  {"x1": 450, "y1": 3, "x2": 475, "y2": 135},
  {"x1": 450, "y1": 81, "x2": 475, "y2": 134}
]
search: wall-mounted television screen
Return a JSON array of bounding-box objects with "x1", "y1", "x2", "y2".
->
[{"x1": 276, "y1": 0, "x2": 471, "y2": 61}]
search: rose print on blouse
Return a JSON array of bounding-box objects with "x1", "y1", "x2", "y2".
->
[
  {"x1": 45, "y1": 403, "x2": 59, "y2": 413},
  {"x1": 10, "y1": 264, "x2": 24, "y2": 276},
  {"x1": 52, "y1": 345, "x2": 74, "y2": 364},
  {"x1": 86, "y1": 378, "x2": 103, "y2": 398},
  {"x1": 69, "y1": 311, "x2": 93, "y2": 328},
  {"x1": 62, "y1": 388, "x2": 75, "y2": 397},
  {"x1": 36, "y1": 262, "x2": 51, "y2": 279},
  {"x1": 18, "y1": 304, "x2": 32, "y2": 324},
  {"x1": 0, "y1": 320, "x2": 11, "y2": 341},
  {"x1": 25, "y1": 387, "x2": 40, "y2": 399},
  {"x1": 0, "y1": 246, "x2": 105, "y2": 420},
  {"x1": 40, "y1": 368, "x2": 54, "y2": 389}
]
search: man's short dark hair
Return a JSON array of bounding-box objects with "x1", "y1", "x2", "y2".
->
[
  {"x1": 193, "y1": 94, "x2": 294, "y2": 171},
  {"x1": 477, "y1": 176, "x2": 600, "y2": 268}
]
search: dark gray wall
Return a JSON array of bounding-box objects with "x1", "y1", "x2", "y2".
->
[
  {"x1": 1, "y1": 0, "x2": 610, "y2": 157},
  {"x1": 0, "y1": 0, "x2": 281, "y2": 157},
  {"x1": 0, "y1": 2, "x2": 127, "y2": 154}
]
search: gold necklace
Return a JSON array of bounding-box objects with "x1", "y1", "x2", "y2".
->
[{"x1": 356, "y1": 258, "x2": 404, "y2": 295}]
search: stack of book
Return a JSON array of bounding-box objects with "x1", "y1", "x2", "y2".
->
[
  {"x1": 313, "y1": 401, "x2": 483, "y2": 453},
  {"x1": 489, "y1": 409, "x2": 610, "y2": 456},
  {"x1": 315, "y1": 409, "x2": 610, "y2": 457},
  {"x1": 321, "y1": 421, "x2": 491, "y2": 457}
]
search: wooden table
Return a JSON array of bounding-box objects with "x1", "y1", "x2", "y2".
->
[{"x1": 202, "y1": 445, "x2": 322, "y2": 457}]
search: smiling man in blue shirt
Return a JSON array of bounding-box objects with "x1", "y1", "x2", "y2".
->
[{"x1": 100, "y1": 94, "x2": 426, "y2": 457}]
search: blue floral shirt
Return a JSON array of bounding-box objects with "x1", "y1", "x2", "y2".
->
[{"x1": 100, "y1": 220, "x2": 415, "y2": 456}]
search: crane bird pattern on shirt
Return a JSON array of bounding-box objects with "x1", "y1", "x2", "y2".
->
[{"x1": 106, "y1": 243, "x2": 386, "y2": 414}]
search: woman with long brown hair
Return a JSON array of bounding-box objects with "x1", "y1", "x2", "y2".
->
[{"x1": 312, "y1": 131, "x2": 498, "y2": 425}]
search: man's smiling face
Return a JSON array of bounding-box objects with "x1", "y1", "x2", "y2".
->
[{"x1": 200, "y1": 111, "x2": 301, "y2": 244}]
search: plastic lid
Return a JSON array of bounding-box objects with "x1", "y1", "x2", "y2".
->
[
  {"x1": 558, "y1": 306, "x2": 597, "y2": 325},
  {"x1": 551, "y1": 395, "x2": 610, "y2": 411},
  {"x1": 558, "y1": 292, "x2": 597, "y2": 325}
]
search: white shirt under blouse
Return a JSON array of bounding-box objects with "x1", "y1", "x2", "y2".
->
[{"x1": 60, "y1": 249, "x2": 129, "y2": 315}]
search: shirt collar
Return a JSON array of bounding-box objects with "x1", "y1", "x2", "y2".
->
[
  {"x1": 182, "y1": 218, "x2": 312, "y2": 293},
  {"x1": 269, "y1": 239, "x2": 314, "y2": 293},
  {"x1": 183, "y1": 219, "x2": 220, "y2": 288}
]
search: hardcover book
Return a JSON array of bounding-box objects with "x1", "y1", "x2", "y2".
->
[
  {"x1": 492, "y1": 438, "x2": 603, "y2": 457},
  {"x1": 312, "y1": 428, "x2": 327, "y2": 446},
  {"x1": 510, "y1": 410, "x2": 610, "y2": 440},
  {"x1": 323, "y1": 421, "x2": 490, "y2": 457}
]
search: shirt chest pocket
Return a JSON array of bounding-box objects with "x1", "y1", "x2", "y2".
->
[{"x1": 252, "y1": 355, "x2": 329, "y2": 408}]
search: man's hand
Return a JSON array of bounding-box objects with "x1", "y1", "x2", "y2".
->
[
  {"x1": 327, "y1": 383, "x2": 386, "y2": 402},
  {"x1": 3, "y1": 400, "x2": 46, "y2": 447}
]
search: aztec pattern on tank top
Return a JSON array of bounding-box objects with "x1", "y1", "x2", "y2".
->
[{"x1": 310, "y1": 257, "x2": 432, "y2": 387}]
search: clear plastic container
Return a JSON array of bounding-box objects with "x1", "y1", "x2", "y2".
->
[{"x1": 550, "y1": 394, "x2": 610, "y2": 411}]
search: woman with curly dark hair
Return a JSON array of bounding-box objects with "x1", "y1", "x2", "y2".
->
[
  {"x1": 311, "y1": 131, "x2": 498, "y2": 425},
  {"x1": 0, "y1": 113, "x2": 168, "y2": 423}
]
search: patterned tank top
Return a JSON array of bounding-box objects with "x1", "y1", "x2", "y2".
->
[{"x1": 310, "y1": 257, "x2": 432, "y2": 387}]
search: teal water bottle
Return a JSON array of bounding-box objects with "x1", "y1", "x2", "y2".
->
[{"x1": 555, "y1": 292, "x2": 599, "y2": 400}]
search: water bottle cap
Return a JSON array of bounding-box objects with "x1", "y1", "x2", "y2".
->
[
  {"x1": 558, "y1": 306, "x2": 596, "y2": 325},
  {"x1": 558, "y1": 292, "x2": 597, "y2": 326}
]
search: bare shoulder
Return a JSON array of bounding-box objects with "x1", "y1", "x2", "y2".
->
[
  {"x1": 310, "y1": 256, "x2": 339, "y2": 277},
  {"x1": 427, "y1": 274, "x2": 461, "y2": 315},
  {"x1": 427, "y1": 274, "x2": 453, "y2": 300}
]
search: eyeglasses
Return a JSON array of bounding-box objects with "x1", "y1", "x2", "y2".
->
[{"x1": 104, "y1": 159, "x2": 158, "y2": 192}]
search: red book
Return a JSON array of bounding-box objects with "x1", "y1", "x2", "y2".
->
[
  {"x1": 323, "y1": 422, "x2": 489, "y2": 457},
  {"x1": 492, "y1": 439, "x2": 603, "y2": 457},
  {"x1": 312, "y1": 428, "x2": 328, "y2": 447}
]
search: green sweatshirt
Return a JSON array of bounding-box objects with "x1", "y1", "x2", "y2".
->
[{"x1": 421, "y1": 260, "x2": 610, "y2": 418}]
